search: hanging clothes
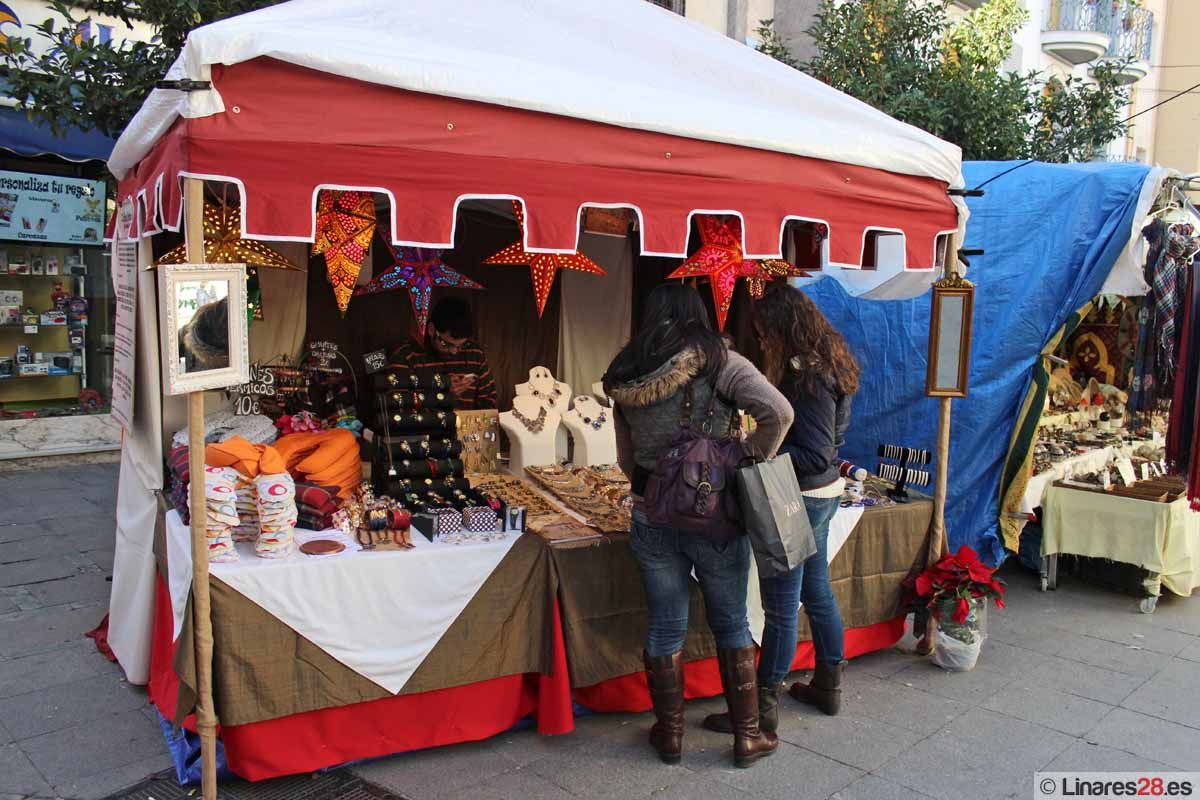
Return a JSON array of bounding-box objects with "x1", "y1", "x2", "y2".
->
[
  {"x1": 1128, "y1": 220, "x2": 1166, "y2": 414},
  {"x1": 1168, "y1": 264, "x2": 1198, "y2": 470}
]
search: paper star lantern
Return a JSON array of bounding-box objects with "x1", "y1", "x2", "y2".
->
[
  {"x1": 483, "y1": 202, "x2": 606, "y2": 317},
  {"x1": 156, "y1": 200, "x2": 298, "y2": 271},
  {"x1": 745, "y1": 259, "x2": 813, "y2": 300},
  {"x1": 667, "y1": 215, "x2": 759, "y2": 331},
  {"x1": 354, "y1": 226, "x2": 485, "y2": 337},
  {"x1": 313, "y1": 190, "x2": 376, "y2": 315}
]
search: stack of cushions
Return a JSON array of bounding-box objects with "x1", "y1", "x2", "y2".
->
[
  {"x1": 273, "y1": 428, "x2": 362, "y2": 499},
  {"x1": 203, "y1": 437, "x2": 299, "y2": 560},
  {"x1": 231, "y1": 476, "x2": 261, "y2": 542},
  {"x1": 295, "y1": 482, "x2": 340, "y2": 530},
  {"x1": 253, "y1": 472, "x2": 298, "y2": 558},
  {"x1": 195, "y1": 465, "x2": 240, "y2": 563}
]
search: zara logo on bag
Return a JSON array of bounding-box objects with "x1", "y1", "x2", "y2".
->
[{"x1": 780, "y1": 499, "x2": 804, "y2": 518}]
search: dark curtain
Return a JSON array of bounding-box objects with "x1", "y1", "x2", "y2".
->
[{"x1": 305, "y1": 207, "x2": 561, "y2": 413}]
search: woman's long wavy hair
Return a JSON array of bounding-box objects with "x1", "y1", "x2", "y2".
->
[{"x1": 754, "y1": 285, "x2": 859, "y2": 397}]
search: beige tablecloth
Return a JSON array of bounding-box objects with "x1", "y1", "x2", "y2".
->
[{"x1": 1042, "y1": 486, "x2": 1200, "y2": 597}]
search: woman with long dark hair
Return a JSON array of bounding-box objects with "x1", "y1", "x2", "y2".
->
[
  {"x1": 604, "y1": 283, "x2": 793, "y2": 768},
  {"x1": 704, "y1": 284, "x2": 859, "y2": 735}
]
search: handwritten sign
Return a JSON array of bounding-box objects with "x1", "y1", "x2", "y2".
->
[
  {"x1": 109, "y1": 233, "x2": 138, "y2": 430},
  {"x1": 232, "y1": 363, "x2": 277, "y2": 416},
  {"x1": 363, "y1": 349, "x2": 387, "y2": 374}
]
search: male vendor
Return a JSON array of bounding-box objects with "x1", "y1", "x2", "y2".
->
[{"x1": 389, "y1": 297, "x2": 498, "y2": 409}]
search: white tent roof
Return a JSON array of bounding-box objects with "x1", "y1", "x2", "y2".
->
[{"x1": 109, "y1": 0, "x2": 964, "y2": 192}]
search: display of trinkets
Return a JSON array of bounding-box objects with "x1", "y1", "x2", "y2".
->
[
  {"x1": 463, "y1": 506, "x2": 500, "y2": 532},
  {"x1": 455, "y1": 409, "x2": 500, "y2": 474},
  {"x1": 525, "y1": 463, "x2": 632, "y2": 534},
  {"x1": 511, "y1": 405, "x2": 547, "y2": 434},
  {"x1": 374, "y1": 368, "x2": 449, "y2": 392},
  {"x1": 387, "y1": 389, "x2": 454, "y2": 410},
  {"x1": 467, "y1": 473, "x2": 559, "y2": 518}
]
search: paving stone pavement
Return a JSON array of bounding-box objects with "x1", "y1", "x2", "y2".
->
[{"x1": 0, "y1": 459, "x2": 1197, "y2": 799}]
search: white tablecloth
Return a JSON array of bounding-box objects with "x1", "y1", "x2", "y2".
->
[
  {"x1": 746, "y1": 504, "x2": 865, "y2": 643},
  {"x1": 164, "y1": 510, "x2": 521, "y2": 694}
]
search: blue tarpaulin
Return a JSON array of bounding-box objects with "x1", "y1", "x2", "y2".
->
[
  {"x1": 0, "y1": 105, "x2": 115, "y2": 162},
  {"x1": 805, "y1": 160, "x2": 1151, "y2": 565}
]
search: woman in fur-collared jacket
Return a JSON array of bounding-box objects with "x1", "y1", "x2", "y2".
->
[{"x1": 603, "y1": 283, "x2": 792, "y2": 770}]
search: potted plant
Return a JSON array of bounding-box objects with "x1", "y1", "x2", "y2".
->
[{"x1": 911, "y1": 545, "x2": 1006, "y2": 671}]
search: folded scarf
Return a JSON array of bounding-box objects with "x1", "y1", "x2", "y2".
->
[{"x1": 205, "y1": 436, "x2": 286, "y2": 478}]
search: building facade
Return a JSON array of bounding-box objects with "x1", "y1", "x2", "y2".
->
[
  {"x1": 668, "y1": 0, "x2": 1179, "y2": 168},
  {"x1": 0, "y1": 1, "x2": 153, "y2": 459}
]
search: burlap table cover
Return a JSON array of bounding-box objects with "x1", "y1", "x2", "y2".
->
[
  {"x1": 549, "y1": 498, "x2": 932, "y2": 689},
  {"x1": 157, "y1": 514, "x2": 556, "y2": 726}
]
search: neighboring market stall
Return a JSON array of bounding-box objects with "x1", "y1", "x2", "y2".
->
[
  {"x1": 100, "y1": 0, "x2": 965, "y2": 787},
  {"x1": 806, "y1": 160, "x2": 1200, "y2": 604}
]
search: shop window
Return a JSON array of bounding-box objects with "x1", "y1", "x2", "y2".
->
[
  {"x1": 858, "y1": 229, "x2": 904, "y2": 271},
  {"x1": 0, "y1": 162, "x2": 112, "y2": 417}
]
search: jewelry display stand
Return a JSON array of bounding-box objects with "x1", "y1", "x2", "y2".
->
[
  {"x1": 500, "y1": 394, "x2": 562, "y2": 474},
  {"x1": 563, "y1": 396, "x2": 617, "y2": 466},
  {"x1": 515, "y1": 366, "x2": 571, "y2": 461},
  {"x1": 592, "y1": 381, "x2": 611, "y2": 407}
]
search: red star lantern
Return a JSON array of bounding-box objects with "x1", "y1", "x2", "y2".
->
[
  {"x1": 353, "y1": 225, "x2": 485, "y2": 338},
  {"x1": 313, "y1": 190, "x2": 376, "y2": 315},
  {"x1": 483, "y1": 202, "x2": 606, "y2": 317},
  {"x1": 667, "y1": 215, "x2": 759, "y2": 331}
]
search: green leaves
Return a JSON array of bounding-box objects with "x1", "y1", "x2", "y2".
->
[
  {"x1": 0, "y1": 0, "x2": 282, "y2": 140},
  {"x1": 759, "y1": 1, "x2": 1129, "y2": 163}
]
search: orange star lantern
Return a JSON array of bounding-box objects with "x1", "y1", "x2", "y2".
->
[
  {"x1": 747, "y1": 259, "x2": 812, "y2": 300},
  {"x1": 156, "y1": 199, "x2": 298, "y2": 270},
  {"x1": 313, "y1": 190, "x2": 376, "y2": 315},
  {"x1": 483, "y1": 202, "x2": 606, "y2": 317}
]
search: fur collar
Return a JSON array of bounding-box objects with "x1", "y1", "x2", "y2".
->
[{"x1": 606, "y1": 347, "x2": 703, "y2": 408}]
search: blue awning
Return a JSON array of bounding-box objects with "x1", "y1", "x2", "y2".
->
[{"x1": 0, "y1": 105, "x2": 115, "y2": 163}]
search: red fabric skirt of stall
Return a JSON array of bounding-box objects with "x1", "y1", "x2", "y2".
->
[
  {"x1": 147, "y1": 576, "x2": 575, "y2": 781},
  {"x1": 572, "y1": 617, "x2": 907, "y2": 713}
]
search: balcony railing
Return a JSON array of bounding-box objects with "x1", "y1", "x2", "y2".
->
[
  {"x1": 1043, "y1": 0, "x2": 1112, "y2": 65},
  {"x1": 1104, "y1": 6, "x2": 1153, "y2": 63},
  {"x1": 1045, "y1": 0, "x2": 1107, "y2": 36}
]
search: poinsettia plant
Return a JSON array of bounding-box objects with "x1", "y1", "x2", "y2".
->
[{"x1": 914, "y1": 545, "x2": 1006, "y2": 624}]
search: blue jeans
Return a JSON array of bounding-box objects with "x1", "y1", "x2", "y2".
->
[
  {"x1": 629, "y1": 510, "x2": 754, "y2": 657},
  {"x1": 757, "y1": 495, "x2": 845, "y2": 686}
]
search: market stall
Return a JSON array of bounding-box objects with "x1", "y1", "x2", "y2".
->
[{"x1": 100, "y1": 0, "x2": 966, "y2": 788}]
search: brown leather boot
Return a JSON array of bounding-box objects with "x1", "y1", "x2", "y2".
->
[
  {"x1": 701, "y1": 683, "x2": 781, "y2": 734},
  {"x1": 716, "y1": 646, "x2": 778, "y2": 768},
  {"x1": 788, "y1": 660, "x2": 846, "y2": 716},
  {"x1": 644, "y1": 651, "x2": 685, "y2": 764}
]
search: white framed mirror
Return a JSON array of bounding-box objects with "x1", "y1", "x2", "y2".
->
[{"x1": 158, "y1": 263, "x2": 249, "y2": 395}]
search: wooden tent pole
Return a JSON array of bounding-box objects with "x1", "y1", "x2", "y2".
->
[
  {"x1": 183, "y1": 177, "x2": 219, "y2": 800},
  {"x1": 919, "y1": 232, "x2": 959, "y2": 654}
]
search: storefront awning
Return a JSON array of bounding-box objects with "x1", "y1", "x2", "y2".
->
[{"x1": 0, "y1": 105, "x2": 115, "y2": 163}]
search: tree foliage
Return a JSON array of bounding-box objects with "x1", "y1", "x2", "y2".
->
[
  {"x1": 0, "y1": 0, "x2": 282, "y2": 138},
  {"x1": 762, "y1": 0, "x2": 1130, "y2": 162}
]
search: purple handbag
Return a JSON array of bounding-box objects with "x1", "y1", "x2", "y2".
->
[{"x1": 641, "y1": 382, "x2": 745, "y2": 543}]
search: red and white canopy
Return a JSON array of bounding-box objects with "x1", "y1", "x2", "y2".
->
[{"x1": 109, "y1": 0, "x2": 964, "y2": 296}]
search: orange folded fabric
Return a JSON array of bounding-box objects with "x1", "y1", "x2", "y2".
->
[
  {"x1": 205, "y1": 436, "x2": 286, "y2": 478},
  {"x1": 271, "y1": 429, "x2": 361, "y2": 498}
]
